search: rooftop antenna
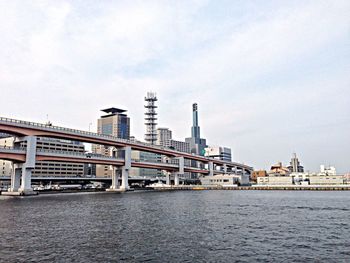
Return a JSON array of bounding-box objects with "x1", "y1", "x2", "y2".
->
[{"x1": 46, "y1": 114, "x2": 52, "y2": 126}]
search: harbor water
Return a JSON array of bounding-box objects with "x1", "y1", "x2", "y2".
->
[{"x1": 0, "y1": 190, "x2": 349, "y2": 262}]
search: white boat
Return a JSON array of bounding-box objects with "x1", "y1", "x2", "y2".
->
[{"x1": 146, "y1": 181, "x2": 169, "y2": 188}]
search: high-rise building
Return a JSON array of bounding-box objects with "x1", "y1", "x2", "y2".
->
[
  {"x1": 97, "y1": 108, "x2": 130, "y2": 139},
  {"x1": 144, "y1": 92, "x2": 157, "y2": 145},
  {"x1": 204, "y1": 146, "x2": 232, "y2": 162},
  {"x1": 156, "y1": 128, "x2": 172, "y2": 146},
  {"x1": 94, "y1": 107, "x2": 130, "y2": 177},
  {"x1": 287, "y1": 153, "x2": 304, "y2": 173},
  {"x1": 156, "y1": 128, "x2": 190, "y2": 153},
  {"x1": 185, "y1": 103, "x2": 207, "y2": 156},
  {"x1": 185, "y1": 103, "x2": 207, "y2": 179}
]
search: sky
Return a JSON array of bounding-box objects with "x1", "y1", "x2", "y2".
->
[{"x1": 0, "y1": 0, "x2": 349, "y2": 173}]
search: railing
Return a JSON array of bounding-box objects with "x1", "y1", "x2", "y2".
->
[
  {"x1": 0, "y1": 117, "x2": 191, "y2": 155},
  {"x1": 0, "y1": 146, "x2": 26, "y2": 153},
  {"x1": 36, "y1": 149, "x2": 123, "y2": 161}
]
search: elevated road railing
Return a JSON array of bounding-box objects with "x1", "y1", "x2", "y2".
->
[
  {"x1": 0, "y1": 147, "x2": 209, "y2": 173},
  {"x1": 0, "y1": 117, "x2": 193, "y2": 158}
]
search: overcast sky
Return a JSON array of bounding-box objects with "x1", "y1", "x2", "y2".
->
[{"x1": 1, "y1": 0, "x2": 349, "y2": 173}]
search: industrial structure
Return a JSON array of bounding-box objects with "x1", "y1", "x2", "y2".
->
[{"x1": 144, "y1": 92, "x2": 158, "y2": 145}]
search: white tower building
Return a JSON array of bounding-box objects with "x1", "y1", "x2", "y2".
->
[{"x1": 144, "y1": 92, "x2": 158, "y2": 145}]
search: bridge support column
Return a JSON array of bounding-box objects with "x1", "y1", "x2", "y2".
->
[
  {"x1": 110, "y1": 167, "x2": 120, "y2": 190},
  {"x1": 120, "y1": 146, "x2": 131, "y2": 191},
  {"x1": 174, "y1": 157, "x2": 184, "y2": 186},
  {"x1": 223, "y1": 163, "x2": 227, "y2": 174},
  {"x1": 209, "y1": 161, "x2": 214, "y2": 177},
  {"x1": 9, "y1": 164, "x2": 21, "y2": 192},
  {"x1": 232, "y1": 166, "x2": 237, "y2": 175},
  {"x1": 165, "y1": 172, "x2": 170, "y2": 185},
  {"x1": 174, "y1": 173, "x2": 180, "y2": 186},
  {"x1": 19, "y1": 136, "x2": 37, "y2": 195}
]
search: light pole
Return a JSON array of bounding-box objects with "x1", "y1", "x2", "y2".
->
[{"x1": 88, "y1": 123, "x2": 92, "y2": 132}]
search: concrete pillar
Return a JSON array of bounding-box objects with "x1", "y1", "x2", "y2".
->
[
  {"x1": 209, "y1": 161, "x2": 214, "y2": 177},
  {"x1": 165, "y1": 172, "x2": 170, "y2": 185},
  {"x1": 223, "y1": 163, "x2": 227, "y2": 174},
  {"x1": 174, "y1": 173, "x2": 179, "y2": 186},
  {"x1": 120, "y1": 146, "x2": 131, "y2": 190},
  {"x1": 19, "y1": 136, "x2": 37, "y2": 193},
  {"x1": 174, "y1": 157, "x2": 184, "y2": 186},
  {"x1": 10, "y1": 164, "x2": 21, "y2": 192},
  {"x1": 110, "y1": 167, "x2": 120, "y2": 190},
  {"x1": 232, "y1": 166, "x2": 237, "y2": 175}
]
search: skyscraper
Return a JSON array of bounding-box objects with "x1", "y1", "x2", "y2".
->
[
  {"x1": 97, "y1": 108, "x2": 130, "y2": 139},
  {"x1": 191, "y1": 103, "x2": 200, "y2": 141},
  {"x1": 185, "y1": 103, "x2": 207, "y2": 179},
  {"x1": 94, "y1": 107, "x2": 130, "y2": 177},
  {"x1": 185, "y1": 103, "x2": 207, "y2": 156}
]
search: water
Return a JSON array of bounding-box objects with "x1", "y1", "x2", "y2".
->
[{"x1": 0, "y1": 190, "x2": 349, "y2": 262}]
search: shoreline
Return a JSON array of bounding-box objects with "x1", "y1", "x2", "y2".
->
[
  {"x1": 153, "y1": 185, "x2": 350, "y2": 191},
  {"x1": 1, "y1": 185, "x2": 350, "y2": 196}
]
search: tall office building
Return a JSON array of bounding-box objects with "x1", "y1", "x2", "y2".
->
[
  {"x1": 97, "y1": 108, "x2": 130, "y2": 139},
  {"x1": 287, "y1": 153, "x2": 304, "y2": 173},
  {"x1": 94, "y1": 108, "x2": 130, "y2": 177},
  {"x1": 144, "y1": 92, "x2": 158, "y2": 145},
  {"x1": 185, "y1": 103, "x2": 207, "y2": 156}
]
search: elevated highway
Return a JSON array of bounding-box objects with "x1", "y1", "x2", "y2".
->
[
  {"x1": 0, "y1": 116, "x2": 253, "y2": 195},
  {"x1": 0, "y1": 117, "x2": 252, "y2": 170},
  {"x1": 0, "y1": 147, "x2": 212, "y2": 174}
]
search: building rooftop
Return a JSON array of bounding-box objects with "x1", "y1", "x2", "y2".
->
[
  {"x1": 100, "y1": 107, "x2": 128, "y2": 118},
  {"x1": 101, "y1": 107, "x2": 127, "y2": 114}
]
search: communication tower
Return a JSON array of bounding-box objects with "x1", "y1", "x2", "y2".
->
[{"x1": 144, "y1": 92, "x2": 158, "y2": 144}]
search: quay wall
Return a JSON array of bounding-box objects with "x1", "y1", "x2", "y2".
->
[{"x1": 153, "y1": 185, "x2": 350, "y2": 191}]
